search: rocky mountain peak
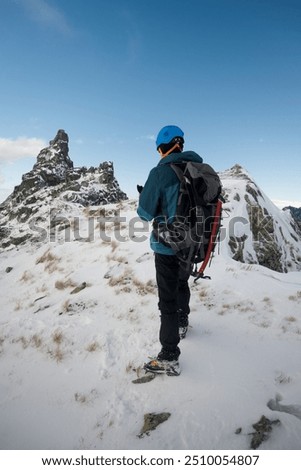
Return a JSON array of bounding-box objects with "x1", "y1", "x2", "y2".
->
[
  {"x1": 0, "y1": 130, "x2": 127, "y2": 249},
  {"x1": 219, "y1": 164, "x2": 253, "y2": 182},
  {"x1": 49, "y1": 128, "x2": 69, "y2": 149},
  {"x1": 34, "y1": 129, "x2": 72, "y2": 175},
  {"x1": 8, "y1": 129, "x2": 127, "y2": 205}
]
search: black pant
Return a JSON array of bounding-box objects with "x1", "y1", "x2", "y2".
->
[{"x1": 155, "y1": 253, "x2": 190, "y2": 352}]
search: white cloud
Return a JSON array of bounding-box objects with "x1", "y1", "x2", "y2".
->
[
  {"x1": 272, "y1": 199, "x2": 301, "y2": 209},
  {"x1": 136, "y1": 135, "x2": 156, "y2": 141},
  {"x1": 16, "y1": 0, "x2": 72, "y2": 35},
  {"x1": 0, "y1": 137, "x2": 46, "y2": 162}
]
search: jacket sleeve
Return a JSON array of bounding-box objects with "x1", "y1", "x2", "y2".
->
[{"x1": 137, "y1": 167, "x2": 161, "y2": 221}]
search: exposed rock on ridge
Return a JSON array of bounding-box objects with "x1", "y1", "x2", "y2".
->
[
  {"x1": 283, "y1": 206, "x2": 301, "y2": 230},
  {"x1": 0, "y1": 130, "x2": 127, "y2": 249},
  {"x1": 10, "y1": 129, "x2": 126, "y2": 207},
  {"x1": 220, "y1": 164, "x2": 301, "y2": 273}
]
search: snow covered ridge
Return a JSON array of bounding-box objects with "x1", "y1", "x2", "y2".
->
[
  {"x1": 0, "y1": 131, "x2": 300, "y2": 273},
  {"x1": 219, "y1": 164, "x2": 301, "y2": 273}
]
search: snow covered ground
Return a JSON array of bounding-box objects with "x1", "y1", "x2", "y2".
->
[{"x1": 0, "y1": 199, "x2": 301, "y2": 451}]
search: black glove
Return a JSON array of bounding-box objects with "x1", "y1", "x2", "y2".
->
[{"x1": 137, "y1": 185, "x2": 144, "y2": 194}]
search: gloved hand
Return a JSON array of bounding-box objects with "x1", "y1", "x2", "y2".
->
[{"x1": 137, "y1": 185, "x2": 144, "y2": 194}]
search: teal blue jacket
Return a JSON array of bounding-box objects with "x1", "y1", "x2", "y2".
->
[{"x1": 137, "y1": 150, "x2": 203, "y2": 255}]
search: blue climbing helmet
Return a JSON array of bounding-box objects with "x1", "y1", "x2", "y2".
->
[{"x1": 156, "y1": 125, "x2": 184, "y2": 150}]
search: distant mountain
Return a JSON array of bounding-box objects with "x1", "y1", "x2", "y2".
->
[
  {"x1": 0, "y1": 130, "x2": 127, "y2": 249},
  {"x1": 219, "y1": 164, "x2": 301, "y2": 273},
  {"x1": 283, "y1": 206, "x2": 301, "y2": 228}
]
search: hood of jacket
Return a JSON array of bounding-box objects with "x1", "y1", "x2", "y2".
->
[{"x1": 157, "y1": 150, "x2": 203, "y2": 166}]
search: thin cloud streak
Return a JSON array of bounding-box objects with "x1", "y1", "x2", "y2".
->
[
  {"x1": 136, "y1": 135, "x2": 155, "y2": 141},
  {"x1": 16, "y1": 0, "x2": 72, "y2": 35}
]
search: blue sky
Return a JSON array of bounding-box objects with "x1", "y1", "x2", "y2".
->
[{"x1": 0, "y1": 0, "x2": 300, "y2": 206}]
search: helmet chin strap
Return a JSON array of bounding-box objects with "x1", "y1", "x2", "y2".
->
[{"x1": 158, "y1": 143, "x2": 181, "y2": 158}]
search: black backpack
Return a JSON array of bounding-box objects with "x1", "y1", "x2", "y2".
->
[{"x1": 153, "y1": 161, "x2": 223, "y2": 280}]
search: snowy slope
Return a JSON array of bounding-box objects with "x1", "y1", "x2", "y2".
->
[
  {"x1": 220, "y1": 165, "x2": 301, "y2": 273},
  {"x1": 1, "y1": 199, "x2": 301, "y2": 450}
]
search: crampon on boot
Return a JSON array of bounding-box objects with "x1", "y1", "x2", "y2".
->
[
  {"x1": 143, "y1": 358, "x2": 181, "y2": 376},
  {"x1": 143, "y1": 347, "x2": 181, "y2": 376}
]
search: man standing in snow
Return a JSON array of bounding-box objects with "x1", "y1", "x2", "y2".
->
[{"x1": 137, "y1": 125, "x2": 204, "y2": 375}]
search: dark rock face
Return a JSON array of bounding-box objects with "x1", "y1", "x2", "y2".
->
[
  {"x1": 0, "y1": 130, "x2": 127, "y2": 249},
  {"x1": 283, "y1": 206, "x2": 301, "y2": 231},
  {"x1": 283, "y1": 206, "x2": 301, "y2": 221},
  {"x1": 13, "y1": 130, "x2": 72, "y2": 200}
]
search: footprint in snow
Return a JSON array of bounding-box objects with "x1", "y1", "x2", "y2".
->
[
  {"x1": 267, "y1": 395, "x2": 301, "y2": 420},
  {"x1": 135, "y1": 253, "x2": 153, "y2": 263}
]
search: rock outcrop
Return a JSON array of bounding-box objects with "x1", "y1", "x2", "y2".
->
[
  {"x1": 0, "y1": 130, "x2": 127, "y2": 249},
  {"x1": 283, "y1": 206, "x2": 301, "y2": 230}
]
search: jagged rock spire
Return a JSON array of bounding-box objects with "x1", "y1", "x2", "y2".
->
[
  {"x1": 0, "y1": 130, "x2": 127, "y2": 248},
  {"x1": 32, "y1": 129, "x2": 73, "y2": 185},
  {"x1": 49, "y1": 129, "x2": 69, "y2": 148}
]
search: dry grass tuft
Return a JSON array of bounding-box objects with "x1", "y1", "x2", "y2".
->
[
  {"x1": 13, "y1": 334, "x2": 43, "y2": 350},
  {"x1": 14, "y1": 336, "x2": 29, "y2": 349},
  {"x1": 61, "y1": 299, "x2": 71, "y2": 314},
  {"x1": 36, "y1": 249, "x2": 62, "y2": 273},
  {"x1": 55, "y1": 279, "x2": 77, "y2": 290},
  {"x1": 31, "y1": 334, "x2": 43, "y2": 348},
  {"x1": 110, "y1": 240, "x2": 118, "y2": 252},
  {"x1": 132, "y1": 278, "x2": 156, "y2": 296},
  {"x1": 106, "y1": 253, "x2": 128, "y2": 264},
  {"x1": 288, "y1": 291, "x2": 301, "y2": 302},
  {"x1": 86, "y1": 341, "x2": 101, "y2": 353},
  {"x1": 14, "y1": 300, "x2": 22, "y2": 311},
  {"x1": 199, "y1": 288, "x2": 209, "y2": 299},
  {"x1": 51, "y1": 347, "x2": 64, "y2": 363},
  {"x1": 74, "y1": 389, "x2": 98, "y2": 405},
  {"x1": 19, "y1": 270, "x2": 34, "y2": 282},
  {"x1": 47, "y1": 330, "x2": 65, "y2": 362},
  {"x1": 108, "y1": 268, "x2": 132, "y2": 287},
  {"x1": 285, "y1": 315, "x2": 297, "y2": 323},
  {"x1": 52, "y1": 330, "x2": 64, "y2": 345}
]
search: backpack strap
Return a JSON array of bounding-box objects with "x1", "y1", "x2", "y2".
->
[
  {"x1": 170, "y1": 163, "x2": 185, "y2": 181},
  {"x1": 170, "y1": 162, "x2": 195, "y2": 207}
]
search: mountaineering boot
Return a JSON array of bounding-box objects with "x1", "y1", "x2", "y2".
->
[
  {"x1": 143, "y1": 359, "x2": 181, "y2": 376},
  {"x1": 178, "y1": 309, "x2": 189, "y2": 339},
  {"x1": 144, "y1": 347, "x2": 181, "y2": 376}
]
